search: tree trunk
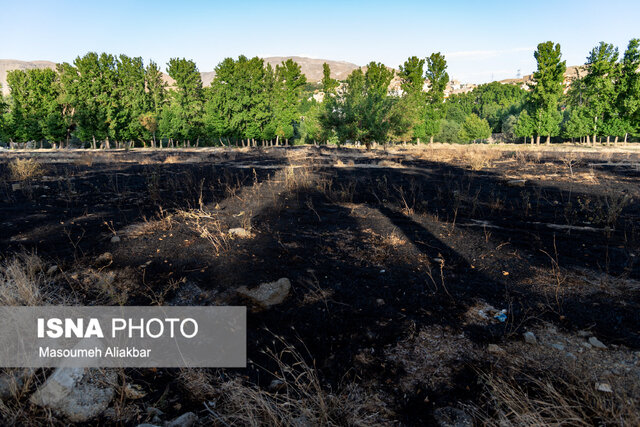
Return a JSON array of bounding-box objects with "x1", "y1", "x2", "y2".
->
[
  {"x1": 536, "y1": 136, "x2": 540, "y2": 145},
  {"x1": 92, "y1": 135, "x2": 96, "y2": 149},
  {"x1": 624, "y1": 133, "x2": 628, "y2": 144},
  {"x1": 430, "y1": 135, "x2": 434, "y2": 144},
  {"x1": 606, "y1": 136, "x2": 610, "y2": 146},
  {"x1": 546, "y1": 135, "x2": 550, "y2": 145},
  {"x1": 614, "y1": 136, "x2": 618, "y2": 145}
]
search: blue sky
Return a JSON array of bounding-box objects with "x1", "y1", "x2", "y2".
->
[{"x1": 1, "y1": 0, "x2": 638, "y2": 83}]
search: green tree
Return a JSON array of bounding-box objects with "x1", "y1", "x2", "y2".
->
[
  {"x1": 321, "y1": 63, "x2": 338, "y2": 94},
  {"x1": 562, "y1": 107, "x2": 590, "y2": 142},
  {"x1": 435, "y1": 119, "x2": 462, "y2": 143},
  {"x1": 398, "y1": 56, "x2": 426, "y2": 141},
  {"x1": 165, "y1": 57, "x2": 204, "y2": 145},
  {"x1": 501, "y1": 114, "x2": 518, "y2": 141},
  {"x1": 6, "y1": 68, "x2": 66, "y2": 147},
  {"x1": 460, "y1": 113, "x2": 491, "y2": 143},
  {"x1": 424, "y1": 52, "x2": 449, "y2": 143},
  {"x1": 514, "y1": 110, "x2": 535, "y2": 144},
  {"x1": 322, "y1": 63, "x2": 395, "y2": 148},
  {"x1": 582, "y1": 42, "x2": 618, "y2": 144},
  {"x1": 145, "y1": 60, "x2": 166, "y2": 115},
  {"x1": 527, "y1": 41, "x2": 566, "y2": 144},
  {"x1": 615, "y1": 39, "x2": 640, "y2": 142},
  {"x1": 272, "y1": 59, "x2": 307, "y2": 144}
]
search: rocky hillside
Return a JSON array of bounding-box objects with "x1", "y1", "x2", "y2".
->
[{"x1": 1, "y1": 57, "x2": 360, "y2": 95}]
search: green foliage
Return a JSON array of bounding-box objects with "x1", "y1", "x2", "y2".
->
[
  {"x1": 460, "y1": 113, "x2": 491, "y2": 142},
  {"x1": 6, "y1": 68, "x2": 66, "y2": 144},
  {"x1": 582, "y1": 42, "x2": 619, "y2": 137},
  {"x1": 527, "y1": 41, "x2": 566, "y2": 140},
  {"x1": 321, "y1": 63, "x2": 338, "y2": 94},
  {"x1": 322, "y1": 63, "x2": 396, "y2": 147},
  {"x1": 445, "y1": 82, "x2": 527, "y2": 132},
  {"x1": 514, "y1": 110, "x2": 535, "y2": 140},
  {"x1": 399, "y1": 56, "x2": 425, "y2": 96},
  {"x1": 501, "y1": 114, "x2": 518, "y2": 140},
  {"x1": 435, "y1": 119, "x2": 462, "y2": 143},
  {"x1": 164, "y1": 58, "x2": 204, "y2": 142},
  {"x1": 425, "y1": 53, "x2": 449, "y2": 105},
  {"x1": 615, "y1": 39, "x2": 640, "y2": 136},
  {"x1": 563, "y1": 107, "x2": 590, "y2": 139}
]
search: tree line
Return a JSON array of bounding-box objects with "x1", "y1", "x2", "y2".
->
[{"x1": 0, "y1": 38, "x2": 638, "y2": 149}]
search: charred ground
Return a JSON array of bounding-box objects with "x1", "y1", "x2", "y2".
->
[{"x1": 0, "y1": 145, "x2": 639, "y2": 425}]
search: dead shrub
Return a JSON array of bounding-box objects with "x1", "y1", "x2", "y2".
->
[{"x1": 8, "y1": 158, "x2": 44, "y2": 181}]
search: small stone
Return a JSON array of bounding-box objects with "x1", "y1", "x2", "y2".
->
[
  {"x1": 46, "y1": 265, "x2": 58, "y2": 275},
  {"x1": 577, "y1": 330, "x2": 590, "y2": 337},
  {"x1": 110, "y1": 235, "x2": 121, "y2": 243},
  {"x1": 566, "y1": 352, "x2": 577, "y2": 359},
  {"x1": 376, "y1": 298, "x2": 385, "y2": 306},
  {"x1": 523, "y1": 331, "x2": 537, "y2": 345},
  {"x1": 487, "y1": 344, "x2": 505, "y2": 354},
  {"x1": 166, "y1": 412, "x2": 197, "y2": 427},
  {"x1": 237, "y1": 278, "x2": 291, "y2": 307},
  {"x1": 228, "y1": 227, "x2": 253, "y2": 238},
  {"x1": 12, "y1": 183, "x2": 21, "y2": 191},
  {"x1": 146, "y1": 406, "x2": 164, "y2": 417},
  {"x1": 550, "y1": 343, "x2": 565, "y2": 351},
  {"x1": 589, "y1": 337, "x2": 607, "y2": 349},
  {"x1": 596, "y1": 383, "x2": 613, "y2": 393}
]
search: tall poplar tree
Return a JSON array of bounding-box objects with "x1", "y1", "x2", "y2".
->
[
  {"x1": 582, "y1": 42, "x2": 618, "y2": 144},
  {"x1": 527, "y1": 41, "x2": 566, "y2": 144},
  {"x1": 424, "y1": 52, "x2": 449, "y2": 143}
]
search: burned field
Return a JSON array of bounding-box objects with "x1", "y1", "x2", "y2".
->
[{"x1": 1, "y1": 145, "x2": 639, "y2": 426}]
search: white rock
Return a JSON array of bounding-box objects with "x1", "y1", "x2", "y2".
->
[
  {"x1": 110, "y1": 235, "x2": 121, "y2": 243},
  {"x1": 46, "y1": 265, "x2": 58, "y2": 275},
  {"x1": 30, "y1": 367, "x2": 115, "y2": 422},
  {"x1": 596, "y1": 382, "x2": 613, "y2": 393},
  {"x1": 238, "y1": 278, "x2": 291, "y2": 307},
  {"x1": 523, "y1": 331, "x2": 537, "y2": 345},
  {"x1": 589, "y1": 337, "x2": 607, "y2": 349}
]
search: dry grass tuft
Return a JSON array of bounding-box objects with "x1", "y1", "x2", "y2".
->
[
  {"x1": 202, "y1": 336, "x2": 392, "y2": 426},
  {"x1": 460, "y1": 147, "x2": 503, "y2": 171},
  {"x1": 163, "y1": 155, "x2": 180, "y2": 164},
  {"x1": 0, "y1": 253, "x2": 50, "y2": 305},
  {"x1": 8, "y1": 158, "x2": 44, "y2": 181},
  {"x1": 470, "y1": 369, "x2": 639, "y2": 426},
  {"x1": 73, "y1": 153, "x2": 94, "y2": 167}
]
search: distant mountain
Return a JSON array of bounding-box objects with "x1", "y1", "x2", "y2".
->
[
  {"x1": 0, "y1": 57, "x2": 360, "y2": 95},
  {"x1": 499, "y1": 65, "x2": 589, "y2": 89}
]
